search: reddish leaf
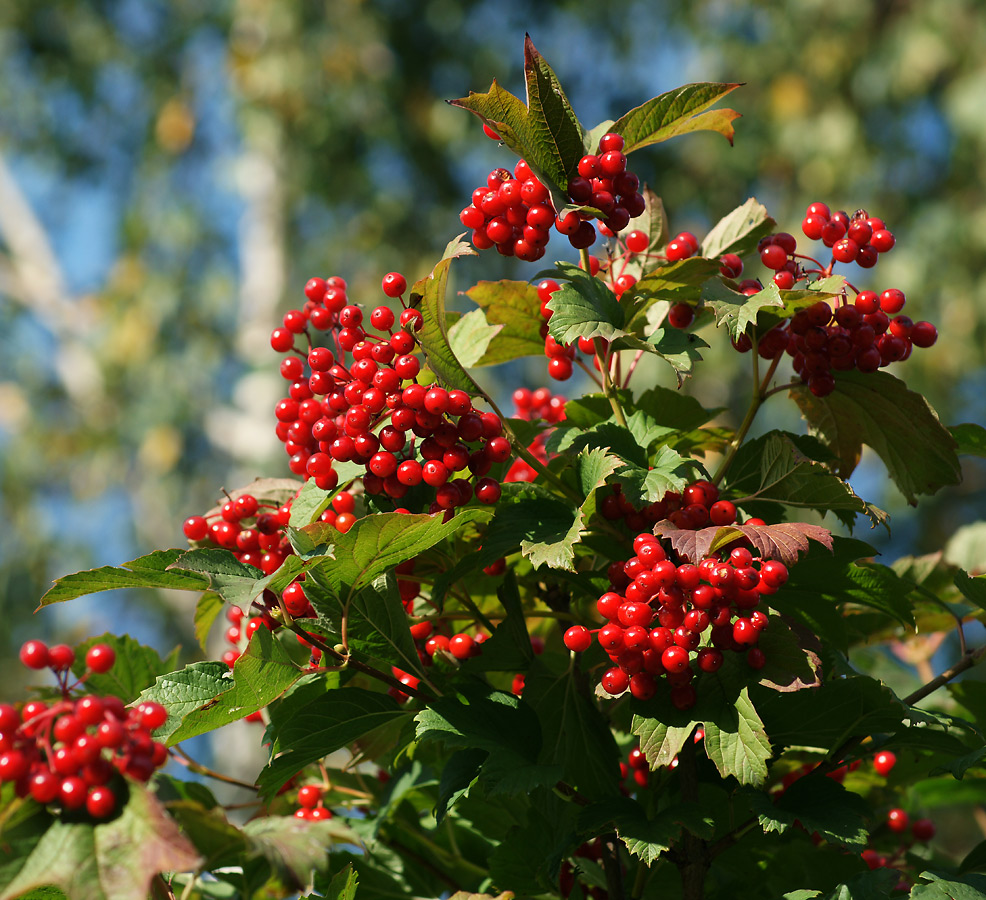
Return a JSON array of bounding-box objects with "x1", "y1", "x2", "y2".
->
[{"x1": 653, "y1": 520, "x2": 833, "y2": 567}]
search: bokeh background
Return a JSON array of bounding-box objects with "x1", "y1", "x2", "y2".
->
[{"x1": 2, "y1": 0, "x2": 986, "y2": 686}]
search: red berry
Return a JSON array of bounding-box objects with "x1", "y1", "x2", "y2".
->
[
  {"x1": 47, "y1": 643, "x2": 75, "y2": 671},
  {"x1": 563, "y1": 626, "x2": 592, "y2": 653},
  {"x1": 381, "y1": 272, "x2": 407, "y2": 298},
  {"x1": 19, "y1": 640, "x2": 50, "y2": 670},
  {"x1": 298, "y1": 785, "x2": 322, "y2": 809},
  {"x1": 625, "y1": 230, "x2": 649, "y2": 253},
  {"x1": 448, "y1": 633, "x2": 476, "y2": 660},
  {"x1": 887, "y1": 808, "x2": 909, "y2": 833},
  {"x1": 873, "y1": 750, "x2": 896, "y2": 777},
  {"x1": 85, "y1": 644, "x2": 116, "y2": 674},
  {"x1": 86, "y1": 785, "x2": 117, "y2": 819},
  {"x1": 138, "y1": 701, "x2": 168, "y2": 730},
  {"x1": 601, "y1": 667, "x2": 630, "y2": 696},
  {"x1": 912, "y1": 818, "x2": 936, "y2": 841}
]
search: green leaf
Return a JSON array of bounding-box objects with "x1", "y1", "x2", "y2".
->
[
  {"x1": 636, "y1": 385, "x2": 722, "y2": 434},
  {"x1": 702, "y1": 278, "x2": 786, "y2": 340},
  {"x1": 168, "y1": 547, "x2": 274, "y2": 608},
  {"x1": 955, "y1": 569, "x2": 986, "y2": 613},
  {"x1": 703, "y1": 687, "x2": 771, "y2": 786},
  {"x1": 522, "y1": 661, "x2": 622, "y2": 802},
  {"x1": 792, "y1": 370, "x2": 961, "y2": 503},
  {"x1": 139, "y1": 626, "x2": 302, "y2": 745},
  {"x1": 305, "y1": 508, "x2": 493, "y2": 601},
  {"x1": 546, "y1": 272, "x2": 627, "y2": 346},
  {"x1": 610, "y1": 82, "x2": 742, "y2": 153},
  {"x1": 37, "y1": 549, "x2": 209, "y2": 607},
  {"x1": 321, "y1": 864, "x2": 359, "y2": 900},
  {"x1": 960, "y1": 840, "x2": 986, "y2": 874},
  {"x1": 615, "y1": 445, "x2": 696, "y2": 507},
  {"x1": 194, "y1": 592, "x2": 224, "y2": 652},
  {"x1": 749, "y1": 775, "x2": 869, "y2": 848},
  {"x1": 70, "y1": 634, "x2": 178, "y2": 703},
  {"x1": 448, "y1": 308, "x2": 502, "y2": 367},
  {"x1": 622, "y1": 257, "x2": 720, "y2": 331},
  {"x1": 259, "y1": 687, "x2": 409, "y2": 797},
  {"x1": 0, "y1": 784, "x2": 200, "y2": 900},
  {"x1": 911, "y1": 872, "x2": 986, "y2": 899},
  {"x1": 631, "y1": 716, "x2": 694, "y2": 770},
  {"x1": 466, "y1": 570, "x2": 534, "y2": 673},
  {"x1": 411, "y1": 236, "x2": 481, "y2": 393},
  {"x1": 726, "y1": 431, "x2": 889, "y2": 529},
  {"x1": 449, "y1": 36, "x2": 584, "y2": 196},
  {"x1": 755, "y1": 616, "x2": 823, "y2": 692},
  {"x1": 755, "y1": 675, "x2": 906, "y2": 751},
  {"x1": 521, "y1": 34, "x2": 587, "y2": 186},
  {"x1": 310, "y1": 572, "x2": 425, "y2": 677},
  {"x1": 701, "y1": 197, "x2": 777, "y2": 260},
  {"x1": 951, "y1": 423, "x2": 986, "y2": 458},
  {"x1": 465, "y1": 280, "x2": 547, "y2": 365},
  {"x1": 613, "y1": 326, "x2": 710, "y2": 385}
]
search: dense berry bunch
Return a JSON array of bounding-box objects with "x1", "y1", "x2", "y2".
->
[
  {"x1": 720, "y1": 203, "x2": 937, "y2": 396},
  {"x1": 504, "y1": 386, "x2": 567, "y2": 482},
  {"x1": 270, "y1": 273, "x2": 509, "y2": 514},
  {"x1": 0, "y1": 641, "x2": 168, "y2": 820},
  {"x1": 183, "y1": 491, "x2": 298, "y2": 573},
  {"x1": 461, "y1": 133, "x2": 644, "y2": 259},
  {"x1": 563, "y1": 532, "x2": 788, "y2": 709}
]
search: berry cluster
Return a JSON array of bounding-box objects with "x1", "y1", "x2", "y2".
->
[
  {"x1": 292, "y1": 784, "x2": 333, "y2": 821},
  {"x1": 0, "y1": 641, "x2": 169, "y2": 819},
  {"x1": 599, "y1": 478, "x2": 745, "y2": 536},
  {"x1": 183, "y1": 490, "x2": 299, "y2": 573},
  {"x1": 563, "y1": 532, "x2": 788, "y2": 710},
  {"x1": 461, "y1": 133, "x2": 644, "y2": 260},
  {"x1": 719, "y1": 203, "x2": 937, "y2": 397},
  {"x1": 270, "y1": 273, "x2": 508, "y2": 514},
  {"x1": 504, "y1": 386, "x2": 567, "y2": 482}
]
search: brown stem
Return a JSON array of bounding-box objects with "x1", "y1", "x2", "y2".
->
[
  {"x1": 903, "y1": 646, "x2": 986, "y2": 706},
  {"x1": 601, "y1": 832, "x2": 626, "y2": 900},
  {"x1": 171, "y1": 746, "x2": 259, "y2": 791}
]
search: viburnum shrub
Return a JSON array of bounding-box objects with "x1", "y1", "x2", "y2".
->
[{"x1": 5, "y1": 36, "x2": 986, "y2": 900}]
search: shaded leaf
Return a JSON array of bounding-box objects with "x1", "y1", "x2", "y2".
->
[
  {"x1": 756, "y1": 616, "x2": 823, "y2": 692},
  {"x1": 622, "y1": 257, "x2": 720, "y2": 330},
  {"x1": 70, "y1": 634, "x2": 177, "y2": 703},
  {"x1": 951, "y1": 423, "x2": 986, "y2": 458},
  {"x1": 193, "y1": 592, "x2": 224, "y2": 653},
  {"x1": 259, "y1": 687, "x2": 409, "y2": 797},
  {"x1": 726, "y1": 431, "x2": 889, "y2": 529},
  {"x1": 749, "y1": 775, "x2": 869, "y2": 848},
  {"x1": 792, "y1": 370, "x2": 961, "y2": 503}
]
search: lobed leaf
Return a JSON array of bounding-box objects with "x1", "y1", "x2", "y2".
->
[
  {"x1": 792, "y1": 370, "x2": 961, "y2": 503},
  {"x1": 749, "y1": 775, "x2": 869, "y2": 849},
  {"x1": 654, "y1": 519, "x2": 833, "y2": 567}
]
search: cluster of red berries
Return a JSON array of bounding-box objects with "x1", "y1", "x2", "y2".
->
[
  {"x1": 292, "y1": 783, "x2": 333, "y2": 821},
  {"x1": 270, "y1": 273, "x2": 508, "y2": 514},
  {"x1": 599, "y1": 478, "x2": 744, "y2": 536},
  {"x1": 183, "y1": 490, "x2": 301, "y2": 573},
  {"x1": 748, "y1": 291, "x2": 937, "y2": 398},
  {"x1": 0, "y1": 641, "x2": 169, "y2": 820},
  {"x1": 504, "y1": 386, "x2": 567, "y2": 482},
  {"x1": 462, "y1": 133, "x2": 644, "y2": 260},
  {"x1": 563, "y1": 530, "x2": 788, "y2": 710}
]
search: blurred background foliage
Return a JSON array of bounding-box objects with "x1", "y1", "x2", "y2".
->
[{"x1": 1, "y1": 0, "x2": 985, "y2": 682}]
